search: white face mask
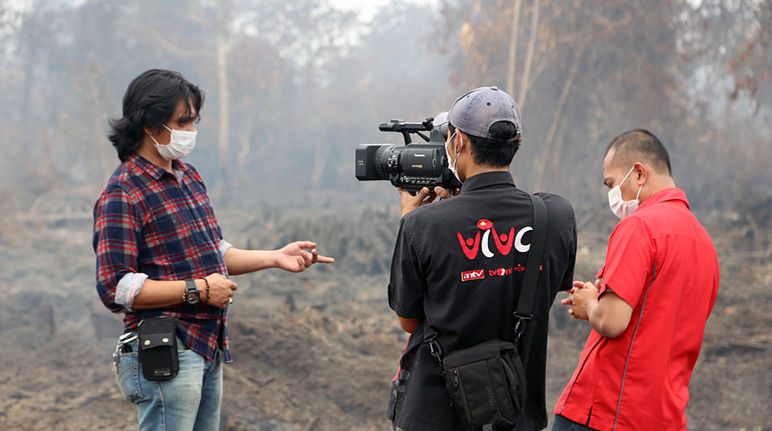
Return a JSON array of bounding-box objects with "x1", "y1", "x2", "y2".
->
[
  {"x1": 149, "y1": 124, "x2": 197, "y2": 160},
  {"x1": 445, "y1": 130, "x2": 462, "y2": 183},
  {"x1": 608, "y1": 166, "x2": 642, "y2": 219}
]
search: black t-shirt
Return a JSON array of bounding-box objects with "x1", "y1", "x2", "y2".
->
[{"x1": 387, "y1": 171, "x2": 576, "y2": 431}]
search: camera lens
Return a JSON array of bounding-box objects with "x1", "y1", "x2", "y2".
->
[{"x1": 374, "y1": 145, "x2": 397, "y2": 180}]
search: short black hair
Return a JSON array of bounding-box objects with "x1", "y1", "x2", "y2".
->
[
  {"x1": 108, "y1": 69, "x2": 204, "y2": 162},
  {"x1": 605, "y1": 129, "x2": 672, "y2": 175},
  {"x1": 448, "y1": 121, "x2": 521, "y2": 168}
]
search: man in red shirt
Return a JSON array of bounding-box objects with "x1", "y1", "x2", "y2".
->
[{"x1": 552, "y1": 130, "x2": 719, "y2": 431}]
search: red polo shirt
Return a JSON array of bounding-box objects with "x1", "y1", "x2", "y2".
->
[{"x1": 555, "y1": 188, "x2": 719, "y2": 430}]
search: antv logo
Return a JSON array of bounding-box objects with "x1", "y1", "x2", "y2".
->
[
  {"x1": 461, "y1": 269, "x2": 485, "y2": 282},
  {"x1": 456, "y1": 219, "x2": 533, "y2": 260}
]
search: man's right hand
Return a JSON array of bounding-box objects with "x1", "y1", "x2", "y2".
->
[
  {"x1": 433, "y1": 186, "x2": 457, "y2": 199},
  {"x1": 399, "y1": 186, "x2": 458, "y2": 218},
  {"x1": 202, "y1": 273, "x2": 237, "y2": 309}
]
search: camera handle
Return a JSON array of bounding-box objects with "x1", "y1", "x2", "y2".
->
[
  {"x1": 379, "y1": 118, "x2": 434, "y2": 145},
  {"x1": 399, "y1": 131, "x2": 430, "y2": 144}
]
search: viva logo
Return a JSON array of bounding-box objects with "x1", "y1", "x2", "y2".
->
[{"x1": 456, "y1": 219, "x2": 533, "y2": 260}]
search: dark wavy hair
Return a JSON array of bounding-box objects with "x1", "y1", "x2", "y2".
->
[
  {"x1": 108, "y1": 69, "x2": 204, "y2": 162},
  {"x1": 448, "y1": 121, "x2": 521, "y2": 168}
]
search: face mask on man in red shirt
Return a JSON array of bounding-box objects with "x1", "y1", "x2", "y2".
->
[{"x1": 607, "y1": 166, "x2": 642, "y2": 219}]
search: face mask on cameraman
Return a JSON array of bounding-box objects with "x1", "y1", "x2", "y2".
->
[{"x1": 445, "y1": 128, "x2": 463, "y2": 183}]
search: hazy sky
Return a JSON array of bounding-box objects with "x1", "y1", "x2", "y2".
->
[
  {"x1": 329, "y1": 0, "x2": 439, "y2": 21},
  {"x1": 6, "y1": 0, "x2": 440, "y2": 14}
]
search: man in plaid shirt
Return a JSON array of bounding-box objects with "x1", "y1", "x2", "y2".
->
[{"x1": 94, "y1": 69, "x2": 334, "y2": 431}]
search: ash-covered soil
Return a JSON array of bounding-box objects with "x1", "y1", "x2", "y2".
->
[{"x1": 0, "y1": 204, "x2": 769, "y2": 430}]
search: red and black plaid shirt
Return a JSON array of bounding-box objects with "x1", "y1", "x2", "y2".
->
[{"x1": 93, "y1": 155, "x2": 232, "y2": 363}]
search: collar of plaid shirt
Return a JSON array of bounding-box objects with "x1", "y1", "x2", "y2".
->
[{"x1": 94, "y1": 154, "x2": 232, "y2": 363}]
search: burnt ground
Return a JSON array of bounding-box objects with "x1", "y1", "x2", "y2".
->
[{"x1": 0, "y1": 203, "x2": 769, "y2": 430}]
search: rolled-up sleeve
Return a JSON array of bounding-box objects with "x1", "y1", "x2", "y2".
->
[
  {"x1": 115, "y1": 272, "x2": 149, "y2": 311},
  {"x1": 92, "y1": 185, "x2": 142, "y2": 313},
  {"x1": 218, "y1": 239, "x2": 232, "y2": 258}
]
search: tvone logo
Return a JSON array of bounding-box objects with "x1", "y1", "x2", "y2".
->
[{"x1": 456, "y1": 219, "x2": 533, "y2": 260}]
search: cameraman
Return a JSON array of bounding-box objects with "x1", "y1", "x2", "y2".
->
[{"x1": 386, "y1": 87, "x2": 577, "y2": 431}]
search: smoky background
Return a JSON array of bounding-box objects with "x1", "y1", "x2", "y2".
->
[{"x1": 0, "y1": 0, "x2": 769, "y2": 430}]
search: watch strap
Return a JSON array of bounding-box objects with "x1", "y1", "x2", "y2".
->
[{"x1": 184, "y1": 279, "x2": 199, "y2": 304}]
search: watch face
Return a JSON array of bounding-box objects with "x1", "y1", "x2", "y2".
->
[{"x1": 186, "y1": 292, "x2": 200, "y2": 304}]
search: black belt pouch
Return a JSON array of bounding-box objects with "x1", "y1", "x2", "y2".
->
[{"x1": 138, "y1": 317, "x2": 179, "y2": 381}]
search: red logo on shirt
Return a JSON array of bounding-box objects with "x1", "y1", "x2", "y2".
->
[
  {"x1": 457, "y1": 219, "x2": 533, "y2": 260},
  {"x1": 489, "y1": 265, "x2": 542, "y2": 277},
  {"x1": 461, "y1": 269, "x2": 485, "y2": 282}
]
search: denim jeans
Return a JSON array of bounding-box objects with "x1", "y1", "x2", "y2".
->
[
  {"x1": 114, "y1": 335, "x2": 223, "y2": 431},
  {"x1": 551, "y1": 415, "x2": 597, "y2": 431}
]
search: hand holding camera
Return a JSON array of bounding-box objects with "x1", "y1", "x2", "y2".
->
[{"x1": 399, "y1": 186, "x2": 458, "y2": 218}]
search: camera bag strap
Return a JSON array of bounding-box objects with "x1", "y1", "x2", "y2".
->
[{"x1": 513, "y1": 192, "x2": 548, "y2": 345}]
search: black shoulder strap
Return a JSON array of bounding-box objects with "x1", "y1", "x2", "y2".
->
[
  {"x1": 513, "y1": 194, "x2": 548, "y2": 345},
  {"x1": 424, "y1": 193, "x2": 549, "y2": 358}
]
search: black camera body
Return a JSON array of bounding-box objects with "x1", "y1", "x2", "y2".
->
[{"x1": 355, "y1": 115, "x2": 461, "y2": 193}]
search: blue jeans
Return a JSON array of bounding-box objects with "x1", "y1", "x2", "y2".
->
[
  {"x1": 114, "y1": 336, "x2": 223, "y2": 431},
  {"x1": 551, "y1": 415, "x2": 597, "y2": 431}
]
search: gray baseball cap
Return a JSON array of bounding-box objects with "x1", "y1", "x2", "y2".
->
[{"x1": 447, "y1": 86, "x2": 521, "y2": 140}]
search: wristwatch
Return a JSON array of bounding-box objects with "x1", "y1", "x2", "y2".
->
[{"x1": 183, "y1": 279, "x2": 200, "y2": 305}]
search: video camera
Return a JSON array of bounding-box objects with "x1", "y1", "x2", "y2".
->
[{"x1": 355, "y1": 113, "x2": 462, "y2": 193}]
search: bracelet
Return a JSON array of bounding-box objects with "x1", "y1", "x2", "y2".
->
[{"x1": 201, "y1": 278, "x2": 211, "y2": 304}]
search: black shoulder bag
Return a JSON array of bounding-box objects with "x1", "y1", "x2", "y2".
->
[{"x1": 424, "y1": 194, "x2": 548, "y2": 431}]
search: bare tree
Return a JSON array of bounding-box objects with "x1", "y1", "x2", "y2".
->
[
  {"x1": 534, "y1": 46, "x2": 582, "y2": 191},
  {"x1": 506, "y1": 0, "x2": 523, "y2": 96},
  {"x1": 517, "y1": 0, "x2": 539, "y2": 108},
  {"x1": 216, "y1": 0, "x2": 232, "y2": 197}
]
